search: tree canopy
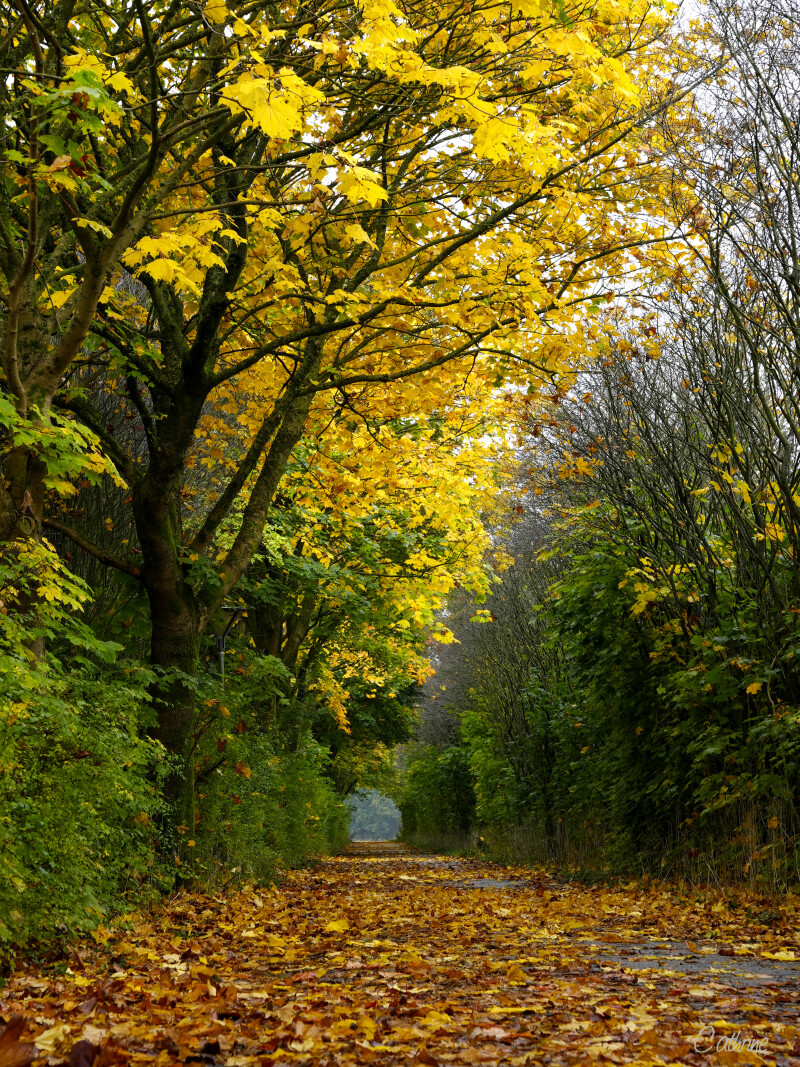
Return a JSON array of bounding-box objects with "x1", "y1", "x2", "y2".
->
[{"x1": 0, "y1": 0, "x2": 730, "y2": 957}]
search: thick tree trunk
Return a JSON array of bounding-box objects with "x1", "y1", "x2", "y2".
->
[
  {"x1": 135, "y1": 480, "x2": 204, "y2": 847},
  {"x1": 147, "y1": 586, "x2": 203, "y2": 844},
  {"x1": 130, "y1": 383, "x2": 316, "y2": 841}
]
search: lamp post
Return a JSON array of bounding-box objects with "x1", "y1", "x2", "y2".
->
[{"x1": 214, "y1": 607, "x2": 243, "y2": 688}]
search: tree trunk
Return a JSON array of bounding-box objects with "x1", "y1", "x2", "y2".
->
[
  {"x1": 147, "y1": 587, "x2": 202, "y2": 845},
  {"x1": 135, "y1": 480, "x2": 204, "y2": 847},
  {"x1": 131, "y1": 386, "x2": 316, "y2": 841}
]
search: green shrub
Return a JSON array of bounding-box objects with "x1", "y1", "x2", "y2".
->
[
  {"x1": 399, "y1": 744, "x2": 476, "y2": 846},
  {"x1": 0, "y1": 663, "x2": 164, "y2": 961},
  {"x1": 190, "y1": 654, "x2": 349, "y2": 881},
  {"x1": 194, "y1": 731, "x2": 349, "y2": 879}
]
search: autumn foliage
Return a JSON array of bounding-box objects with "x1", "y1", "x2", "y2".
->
[
  {"x1": 5, "y1": 0, "x2": 797, "y2": 1009},
  {"x1": 0, "y1": 0, "x2": 689, "y2": 954},
  {"x1": 2, "y1": 844, "x2": 800, "y2": 1065},
  {"x1": 401, "y1": 0, "x2": 800, "y2": 894}
]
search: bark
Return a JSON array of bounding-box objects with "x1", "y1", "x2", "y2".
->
[
  {"x1": 134, "y1": 472, "x2": 204, "y2": 842},
  {"x1": 148, "y1": 600, "x2": 202, "y2": 842},
  {"x1": 128, "y1": 386, "x2": 317, "y2": 838}
]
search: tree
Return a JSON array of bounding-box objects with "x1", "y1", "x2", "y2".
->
[{"x1": 2, "y1": 0, "x2": 679, "y2": 832}]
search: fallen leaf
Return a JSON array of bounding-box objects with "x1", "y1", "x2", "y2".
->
[
  {"x1": 34, "y1": 1025, "x2": 73, "y2": 1056},
  {"x1": 0, "y1": 1018, "x2": 35, "y2": 1067}
]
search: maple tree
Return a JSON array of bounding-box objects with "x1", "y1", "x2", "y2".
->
[
  {"x1": 238, "y1": 413, "x2": 498, "y2": 696},
  {"x1": 187, "y1": 411, "x2": 504, "y2": 816},
  {"x1": 6, "y1": 9, "x2": 800, "y2": 1063},
  {"x1": 0, "y1": 0, "x2": 682, "y2": 836}
]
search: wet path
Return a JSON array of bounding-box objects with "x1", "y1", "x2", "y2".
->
[{"x1": 2, "y1": 842, "x2": 800, "y2": 1065}]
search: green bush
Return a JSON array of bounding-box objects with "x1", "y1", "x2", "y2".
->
[
  {"x1": 190, "y1": 654, "x2": 350, "y2": 881},
  {"x1": 433, "y1": 520, "x2": 800, "y2": 886},
  {"x1": 194, "y1": 731, "x2": 349, "y2": 879},
  {"x1": 0, "y1": 663, "x2": 164, "y2": 961},
  {"x1": 399, "y1": 744, "x2": 476, "y2": 846}
]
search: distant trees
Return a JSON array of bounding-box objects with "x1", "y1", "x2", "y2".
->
[
  {"x1": 400, "y1": 0, "x2": 800, "y2": 886},
  {"x1": 347, "y1": 790, "x2": 401, "y2": 842}
]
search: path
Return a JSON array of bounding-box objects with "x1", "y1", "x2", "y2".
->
[{"x1": 2, "y1": 843, "x2": 799, "y2": 1065}]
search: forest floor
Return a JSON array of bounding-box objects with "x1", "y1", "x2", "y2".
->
[{"x1": 2, "y1": 842, "x2": 800, "y2": 1066}]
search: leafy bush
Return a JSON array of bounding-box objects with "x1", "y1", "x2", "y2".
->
[
  {"x1": 190, "y1": 653, "x2": 349, "y2": 881},
  {"x1": 399, "y1": 744, "x2": 476, "y2": 846},
  {"x1": 194, "y1": 731, "x2": 349, "y2": 880},
  {"x1": 0, "y1": 663, "x2": 164, "y2": 961}
]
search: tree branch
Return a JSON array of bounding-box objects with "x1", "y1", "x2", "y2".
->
[{"x1": 43, "y1": 518, "x2": 142, "y2": 578}]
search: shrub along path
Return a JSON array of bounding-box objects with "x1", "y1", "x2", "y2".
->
[{"x1": 2, "y1": 843, "x2": 800, "y2": 1065}]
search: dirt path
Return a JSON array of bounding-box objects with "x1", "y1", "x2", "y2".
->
[{"x1": 2, "y1": 843, "x2": 799, "y2": 1065}]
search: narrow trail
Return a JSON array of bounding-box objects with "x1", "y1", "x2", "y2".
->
[{"x1": 3, "y1": 843, "x2": 800, "y2": 1066}]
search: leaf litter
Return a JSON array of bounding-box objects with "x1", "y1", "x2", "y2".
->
[{"x1": 2, "y1": 843, "x2": 799, "y2": 1066}]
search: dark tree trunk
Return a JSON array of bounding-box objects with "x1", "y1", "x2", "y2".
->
[
  {"x1": 135, "y1": 476, "x2": 205, "y2": 845},
  {"x1": 147, "y1": 585, "x2": 203, "y2": 843}
]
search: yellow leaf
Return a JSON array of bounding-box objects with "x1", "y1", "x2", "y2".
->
[
  {"x1": 204, "y1": 0, "x2": 228, "y2": 23},
  {"x1": 573, "y1": 456, "x2": 594, "y2": 477},
  {"x1": 338, "y1": 166, "x2": 388, "y2": 207},
  {"x1": 141, "y1": 257, "x2": 199, "y2": 294},
  {"x1": 472, "y1": 117, "x2": 515, "y2": 163},
  {"x1": 325, "y1": 918, "x2": 350, "y2": 933},
  {"x1": 422, "y1": 1009, "x2": 453, "y2": 1026},
  {"x1": 344, "y1": 222, "x2": 377, "y2": 248},
  {"x1": 75, "y1": 217, "x2": 113, "y2": 238},
  {"x1": 746, "y1": 682, "x2": 762, "y2": 696},
  {"x1": 47, "y1": 288, "x2": 75, "y2": 309},
  {"x1": 34, "y1": 1026, "x2": 72, "y2": 1055},
  {"x1": 107, "y1": 70, "x2": 136, "y2": 95},
  {"x1": 223, "y1": 69, "x2": 323, "y2": 139}
]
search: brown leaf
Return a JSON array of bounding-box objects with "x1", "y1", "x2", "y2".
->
[
  {"x1": 68, "y1": 1040, "x2": 99, "y2": 1067},
  {"x1": 0, "y1": 1018, "x2": 35, "y2": 1067},
  {"x1": 94, "y1": 1038, "x2": 130, "y2": 1066},
  {"x1": 0, "y1": 842, "x2": 793, "y2": 1067},
  {"x1": 477, "y1": 1025, "x2": 514, "y2": 1041},
  {"x1": 414, "y1": 1050, "x2": 439, "y2": 1066}
]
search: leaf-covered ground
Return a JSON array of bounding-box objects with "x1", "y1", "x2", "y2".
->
[{"x1": 3, "y1": 843, "x2": 800, "y2": 1066}]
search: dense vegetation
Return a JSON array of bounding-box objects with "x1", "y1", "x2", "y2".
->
[
  {"x1": 2, "y1": 0, "x2": 796, "y2": 962},
  {"x1": 400, "y1": 0, "x2": 800, "y2": 892}
]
